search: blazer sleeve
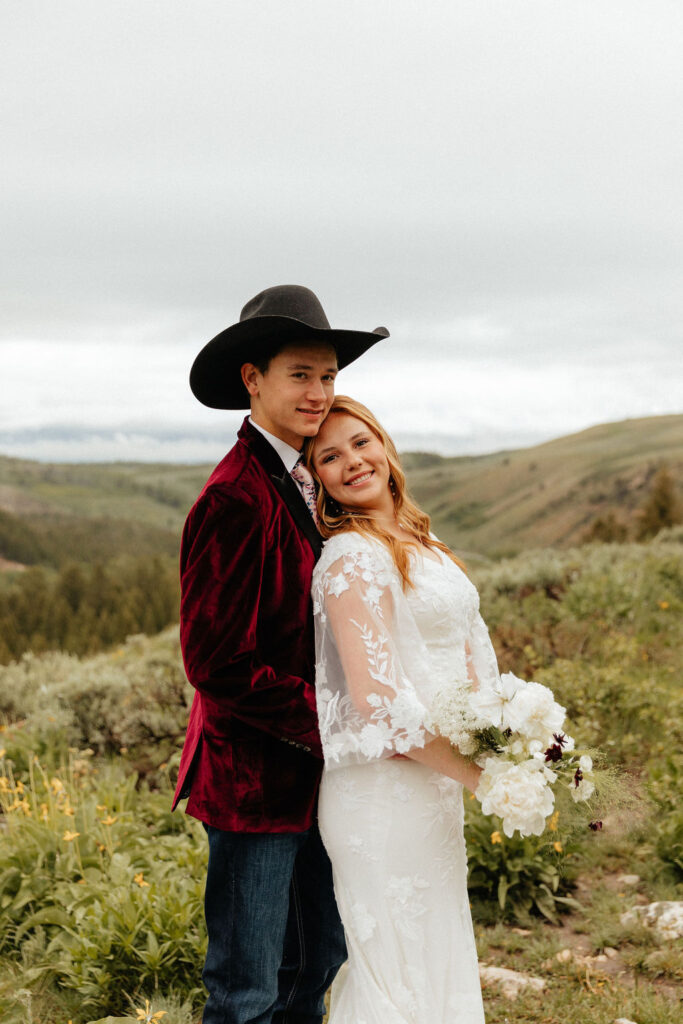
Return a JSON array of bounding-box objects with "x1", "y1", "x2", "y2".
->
[{"x1": 179, "y1": 485, "x2": 322, "y2": 754}]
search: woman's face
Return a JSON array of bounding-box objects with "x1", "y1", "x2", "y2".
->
[{"x1": 311, "y1": 412, "x2": 393, "y2": 515}]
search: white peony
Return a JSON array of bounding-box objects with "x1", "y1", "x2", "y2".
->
[
  {"x1": 470, "y1": 673, "x2": 524, "y2": 729},
  {"x1": 503, "y1": 679, "x2": 566, "y2": 744},
  {"x1": 476, "y1": 758, "x2": 555, "y2": 838}
]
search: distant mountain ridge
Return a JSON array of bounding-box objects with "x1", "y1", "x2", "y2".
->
[{"x1": 0, "y1": 413, "x2": 681, "y2": 563}]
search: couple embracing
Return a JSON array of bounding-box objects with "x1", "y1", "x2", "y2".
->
[{"x1": 174, "y1": 285, "x2": 492, "y2": 1023}]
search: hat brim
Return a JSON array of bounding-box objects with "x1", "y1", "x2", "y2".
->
[{"x1": 190, "y1": 315, "x2": 390, "y2": 410}]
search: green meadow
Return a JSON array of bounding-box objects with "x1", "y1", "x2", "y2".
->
[{"x1": 0, "y1": 414, "x2": 681, "y2": 1022}]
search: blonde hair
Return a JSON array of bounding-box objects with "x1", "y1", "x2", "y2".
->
[{"x1": 304, "y1": 395, "x2": 465, "y2": 588}]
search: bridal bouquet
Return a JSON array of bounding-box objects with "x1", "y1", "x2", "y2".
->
[{"x1": 427, "y1": 673, "x2": 604, "y2": 839}]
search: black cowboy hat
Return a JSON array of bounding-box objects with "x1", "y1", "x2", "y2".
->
[{"x1": 190, "y1": 284, "x2": 389, "y2": 409}]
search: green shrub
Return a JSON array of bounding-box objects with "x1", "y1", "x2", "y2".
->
[{"x1": 0, "y1": 749, "x2": 206, "y2": 1021}]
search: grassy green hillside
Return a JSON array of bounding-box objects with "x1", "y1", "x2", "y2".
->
[
  {"x1": 0, "y1": 457, "x2": 208, "y2": 532},
  {"x1": 403, "y1": 414, "x2": 683, "y2": 556},
  {"x1": 1, "y1": 413, "x2": 682, "y2": 562}
]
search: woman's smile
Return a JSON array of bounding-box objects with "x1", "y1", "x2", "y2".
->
[{"x1": 345, "y1": 470, "x2": 374, "y2": 487}]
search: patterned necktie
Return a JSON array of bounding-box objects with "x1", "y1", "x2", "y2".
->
[{"x1": 290, "y1": 458, "x2": 319, "y2": 526}]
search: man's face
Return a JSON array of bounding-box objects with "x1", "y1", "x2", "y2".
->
[{"x1": 242, "y1": 342, "x2": 338, "y2": 449}]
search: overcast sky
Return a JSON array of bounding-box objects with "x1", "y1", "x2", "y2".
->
[{"x1": 2, "y1": 1, "x2": 682, "y2": 462}]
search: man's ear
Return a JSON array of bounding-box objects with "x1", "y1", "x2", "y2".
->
[{"x1": 241, "y1": 362, "x2": 261, "y2": 397}]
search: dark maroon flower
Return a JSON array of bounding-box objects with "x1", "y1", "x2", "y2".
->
[
  {"x1": 544, "y1": 743, "x2": 564, "y2": 763},
  {"x1": 588, "y1": 820, "x2": 603, "y2": 831},
  {"x1": 573, "y1": 767, "x2": 583, "y2": 788},
  {"x1": 553, "y1": 733, "x2": 568, "y2": 747}
]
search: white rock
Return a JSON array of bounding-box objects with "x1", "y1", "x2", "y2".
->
[
  {"x1": 614, "y1": 1018, "x2": 639, "y2": 1024},
  {"x1": 478, "y1": 964, "x2": 546, "y2": 1000},
  {"x1": 616, "y1": 874, "x2": 640, "y2": 886},
  {"x1": 620, "y1": 901, "x2": 683, "y2": 941}
]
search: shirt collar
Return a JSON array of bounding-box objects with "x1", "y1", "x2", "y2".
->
[{"x1": 248, "y1": 417, "x2": 302, "y2": 474}]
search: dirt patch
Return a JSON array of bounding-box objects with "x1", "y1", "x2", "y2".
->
[{"x1": 0, "y1": 556, "x2": 26, "y2": 573}]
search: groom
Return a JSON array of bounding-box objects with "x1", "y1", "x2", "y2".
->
[{"x1": 173, "y1": 285, "x2": 388, "y2": 1023}]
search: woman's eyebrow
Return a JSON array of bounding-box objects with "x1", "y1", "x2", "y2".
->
[{"x1": 317, "y1": 432, "x2": 366, "y2": 455}]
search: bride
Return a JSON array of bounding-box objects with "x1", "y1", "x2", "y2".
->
[{"x1": 303, "y1": 395, "x2": 496, "y2": 1024}]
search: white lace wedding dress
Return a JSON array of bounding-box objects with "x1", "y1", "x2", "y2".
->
[{"x1": 312, "y1": 532, "x2": 501, "y2": 1024}]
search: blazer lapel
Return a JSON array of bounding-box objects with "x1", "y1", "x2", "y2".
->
[{"x1": 240, "y1": 420, "x2": 323, "y2": 560}]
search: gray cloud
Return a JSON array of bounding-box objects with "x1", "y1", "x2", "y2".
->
[{"x1": 2, "y1": 1, "x2": 681, "y2": 459}]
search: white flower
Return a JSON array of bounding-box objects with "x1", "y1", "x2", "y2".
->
[
  {"x1": 428, "y1": 680, "x2": 485, "y2": 753},
  {"x1": 350, "y1": 902, "x2": 377, "y2": 943},
  {"x1": 326, "y1": 573, "x2": 349, "y2": 598},
  {"x1": 476, "y1": 758, "x2": 555, "y2": 838},
  {"x1": 358, "y1": 721, "x2": 394, "y2": 758},
  {"x1": 503, "y1": 680, "x2": 566, "y2": 743},
  {"x1": 571, "y1": 777, "x2": 595, "y2": 802},
  {"x1": 323, "y1": 733, "x2": 356, "y2": 762},
  {"x1": 364, "y1": 584, "x2": 383, "y2": 611},
  {"x1": 470, "y1": 673, "x2": 523, "y2": 729},
  {"x1": 389, "y1": 690, "x2": 426, "y2": 735},
  {"x1": 579, "y1": 755, "x2": 593, "y2": 773}
]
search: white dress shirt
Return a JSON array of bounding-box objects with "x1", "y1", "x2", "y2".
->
[{"x1": 248, "y1": 417, "x2": 304, "y2": 485}]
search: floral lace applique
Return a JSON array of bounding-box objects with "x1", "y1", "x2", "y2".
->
[
  {"x1": 349, "y1": 901, "x2": 377, "y2": 943},
  {"x1": 346, "y1": 833, "x2": 380, "y2": 863},
  {"x1": 423, "y1": 774, "x2": 468, "y2": 882},
  {"x1": 384, "y1": 875, "x2": 430, "y2": 941}
]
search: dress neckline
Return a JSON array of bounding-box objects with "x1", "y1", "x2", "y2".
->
[{"x1": 412, "y1": 545, "x2": 444, "y2": 566}]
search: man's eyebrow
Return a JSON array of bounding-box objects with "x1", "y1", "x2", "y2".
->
[
  {"x1": 286, "y1": 363, "x2": 338, "y2": 372},
  {"x1": 317, "y1": 431, "x2": 367, "y2": 455}
]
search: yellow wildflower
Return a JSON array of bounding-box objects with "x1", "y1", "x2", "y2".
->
[
  {"x1": 548, "y1": 811, "x2": 560, "y2": 832},
  {"x1": 62, "y1": 830, "x2": 80, "y2": 842},
  {"x1": 490, "y1": 831, "x2": 502, "y2": 844},
  {"x1": 100, "y1": 815, "x2": 118, "y2": 826},
  {"x1": 40, "y1": 803, "x2": 49, "y2": 821},
  {"x1": 135, "y1": 998, "x2": 166, "y2": 1021},
  {"x1": 134, "y1": 872, "x2": 150, "y2": 888},
  {"x1": 0, "y1": 748, "x2": 5, "y2": 758},
  {"x1": 15, "y1": 779, "x2": 24, "y2": 794},
  {"x1": 659, "y1": 600, "x2": 669, "y2": 610},
  {"x1": 63, "y1": 804, "x2": 75, "y2": 817},
  {"x1": 50, "y1": 777, "x2": 64, "y2": 794},
  {"x1": 96, "y1": 804, "x2": 107, "y2": 811},
  {"x1": 0, "y1": 777, "x2": 9, "y2": 792},
  {"x1": 553, "y1": 841, "x2": 563, "y2": 853}
]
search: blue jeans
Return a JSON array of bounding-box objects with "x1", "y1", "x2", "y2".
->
[{"x1": 202, "y1": 824, "x2": 347, "y2": 1024}]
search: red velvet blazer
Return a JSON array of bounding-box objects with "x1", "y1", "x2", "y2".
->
[{"x1": 172, "y1": 418, "x2": 325, "y2": 832}]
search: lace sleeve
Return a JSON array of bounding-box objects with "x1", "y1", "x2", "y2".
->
[
  {"x1": 311, "y1": 534, "x2": 434, "y2": 768},
  {"x1": 466, "y1": 610, "x2": 502, "y2": 695}
]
